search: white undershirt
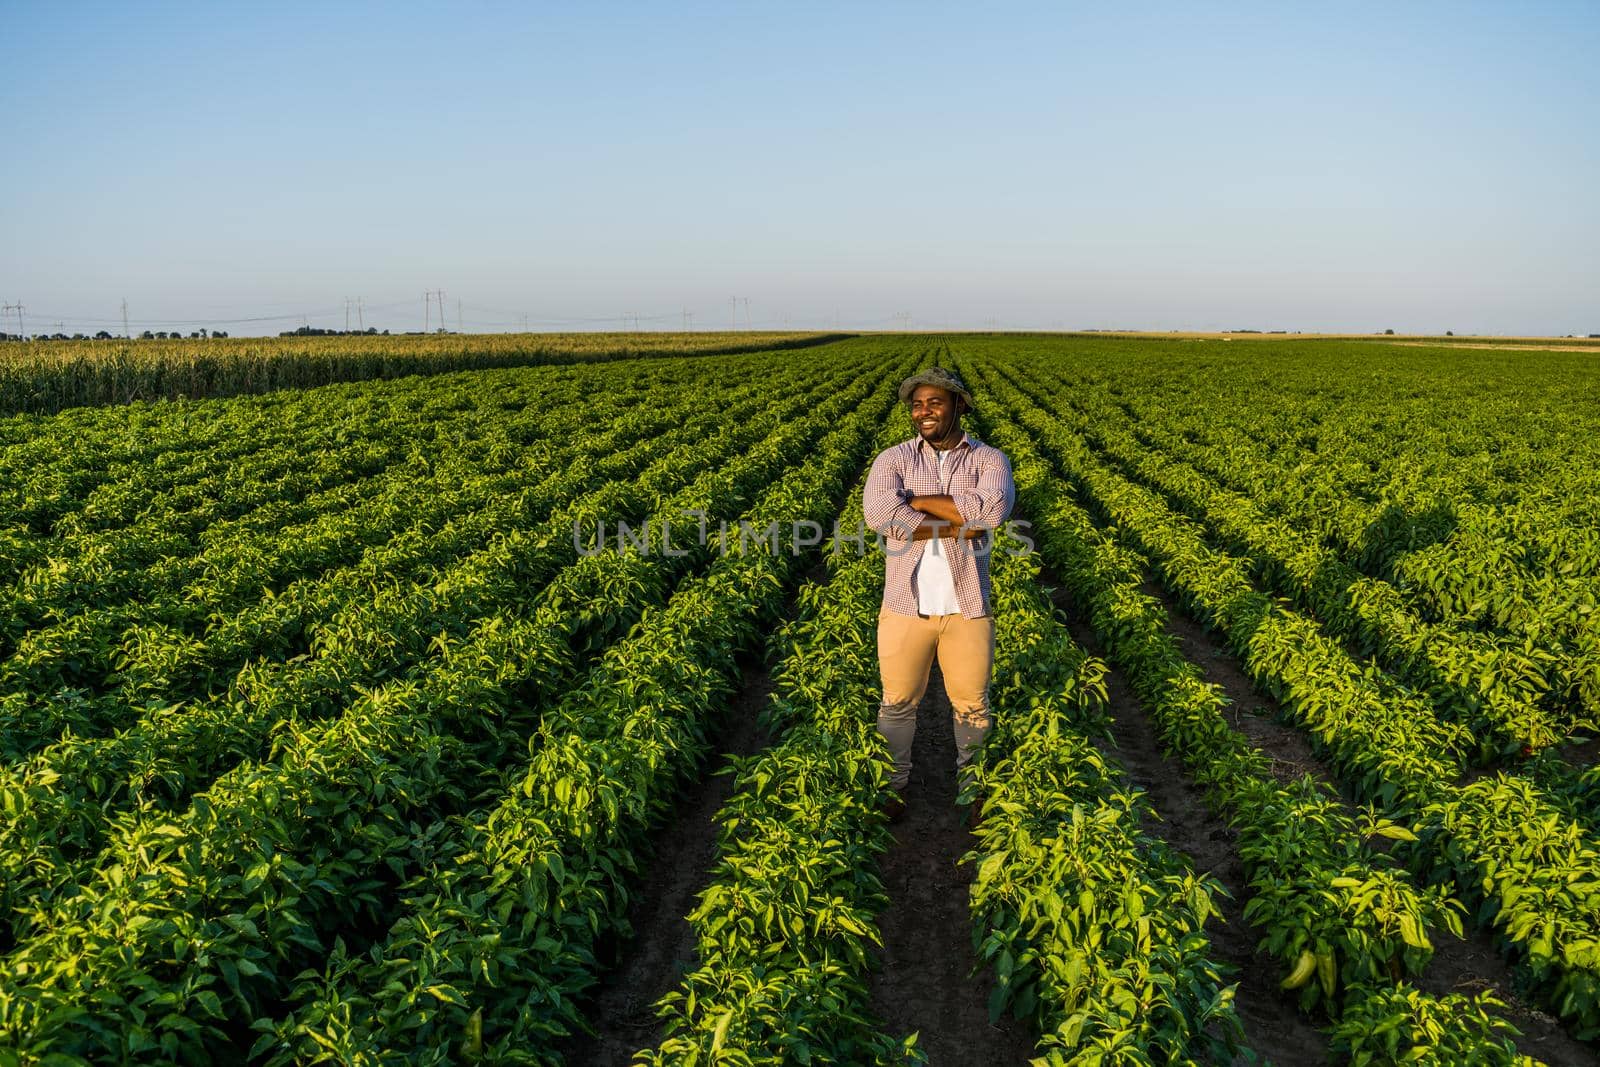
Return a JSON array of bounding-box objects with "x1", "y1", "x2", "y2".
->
[{"x1": 915, "y1": 447, "x2": 963, "y2": 615}]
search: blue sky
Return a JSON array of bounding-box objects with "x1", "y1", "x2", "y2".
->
[{"x1": 3, "y1": 1, "x2": 1597, "y2": 336}]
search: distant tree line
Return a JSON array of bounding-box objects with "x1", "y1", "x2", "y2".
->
[
  {"x1": 278, "y1": 326, "x2": 389, "y2": 337},
  {"x1": 0, "y1": 329, "x2": 232, "y2": 341}
]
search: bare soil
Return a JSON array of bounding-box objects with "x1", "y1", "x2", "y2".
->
[
  {"x1": 1140, "y1": 579, "x2": 1335, "y2": 790},
  {"x1": 1552, "y1": 734, "x2": 1600, "y2": 772},
  {"x1": 557, "y1": 656, "x2": 775, "y2": 1066},
  {"x1": 1047, "y1": 591, "x2": 1333, "y2": 1066},
  {"x1": 1128, "y1": 579, "x2": 1600, "y2": 1065},
  {"x1": 555, "y1": 549, "x2": 1598, "y2": 1066},
  {"x1": 867, "y1": 662, "x2": 1039, "y2": 1065}
]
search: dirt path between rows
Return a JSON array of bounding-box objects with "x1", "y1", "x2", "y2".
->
[
  {"x1": 867, "y1": 663, "x2": 1038, "y2": 1065},
  {"x1": 1044, "y1": 585, "x2": 1333, "y2": 1066},
  {"x1": 1131, "y1": 578, "x2": 1599, "y2": 1066},
  {"x1": 556, "y1": 655, "x2": 775, "y2": 1066}
]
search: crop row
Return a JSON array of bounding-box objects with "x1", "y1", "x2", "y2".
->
[
  {"x1": 1093, "y1": 383, "x2": 1599, "y2": 743},
  {"x1": 647, "y1": 397, "x2": 1243, "y2": 1065},
  {"x1": 247, "y1": 360, "x2": 907, "y2": 1065},
  {"x1": 0, "y1": 357, "x2": 813, "y2": 760},
  {"x1": 962, "y1": 349, "x2": 1600, "y2": 1041},
  {"x1": 966, "y1": 526, "x2": 1244, "y2": 1063},
  {"x1": 0, "y1": 351, "x2": 728, "y2": 612},
  {"x1": 0, "y1": 356, "x2": 879, "y2": 958},
  {"x1": 1008, "y1": 361, "x2": 1578, "y2": 755},
  {"x1": 1030, "y1": 372, "x2": 1600, "y2": 829},
  {"x1": 0, "y1": 347, "x2": 784, "y2": 586},
  {"x1": 642, "y1": 412, "x2": 915, "y2": 1065},
  {"x1": 0, "y1": 375, "x2": 828, "y2": 946},
  {"x1": 1, "y1": 369, "x2": 556, "y2": 539},
  {"x1": 1101, "y1": 353, "x2": 1600, "y2": 676},
  {"x1": 0, "y1": 382, "x2": 597, "y2": 591},
  {"x1": 966, "y1": 359, "x2": 1543, "y2": 1063},
  {"x1": 1007, "y1": 356, "x2": 1600, "y2": 825},
  {"x1": 0, "y1": 349, "x2": 908, "y2": 1062}
]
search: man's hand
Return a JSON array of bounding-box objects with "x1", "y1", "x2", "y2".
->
[
  {"x1": 898, "y1": 490, "x2": 985, "y2": 540},
  {"x1": 908, "y1": 523, "x2": 986, "y2": 542},
  {"x1": 906, "y1": 492, "x2": 966, "y2": 526}
]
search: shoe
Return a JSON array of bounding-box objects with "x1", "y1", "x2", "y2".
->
[{"x1": 882, "y1": 789, "x2": 908, "y2": 823}]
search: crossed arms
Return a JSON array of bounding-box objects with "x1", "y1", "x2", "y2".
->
[
  {"x1": 900, "y1": 494, "x2": 985, "y2": 540},
  {"x1": 861, "y1": 447, "x2": 1015, "y2": 542}
]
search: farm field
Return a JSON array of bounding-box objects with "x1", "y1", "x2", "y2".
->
[
  {"x1": 0, "y1": 333, "x2": 1598, "y2": 1065},
  {"x1": 0, "y1": 331, "x2": 840, "y2": 416}
]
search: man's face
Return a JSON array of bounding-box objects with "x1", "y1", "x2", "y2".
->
[{"x1": 909, "y1": 385, "x2": 962, "y2": 446}]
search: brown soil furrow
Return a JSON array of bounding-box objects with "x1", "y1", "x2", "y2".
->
[
  {"x1": 868, "y1": 663, "x2": 1037, "y2": 1065},
  {"x1": 1123, "y1": 578, "x2": 1600, "y2": 1065},
  {"x1": 556, "y1": 656, "x2": 775, "y2": 1066},
  {"x1": 1136, "y1": 579, "x2": 1335, "y2": 789},
  {"x1": 1048, "y1": 598, "x2": 1333, "y2": 1067}
]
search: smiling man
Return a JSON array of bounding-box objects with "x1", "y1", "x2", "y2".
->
[{"x1": 863, "y1": 367, "x2": 1015, "y2": 819}]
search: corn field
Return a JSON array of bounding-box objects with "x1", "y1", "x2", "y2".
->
[{"x1": 0, "y1": 332, "x2": 837, "y2": 416}]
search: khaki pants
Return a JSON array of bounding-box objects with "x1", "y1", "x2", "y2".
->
[{"x1": 876, "y1": 607, "x2": 995, "y2": 791}]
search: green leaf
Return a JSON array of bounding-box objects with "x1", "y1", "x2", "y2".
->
[{"x1": 711, "y1": 1009, "x2": 734, "y2": 1052}]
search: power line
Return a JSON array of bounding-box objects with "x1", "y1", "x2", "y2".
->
[
  {"x1": 23, "y1": 306, "x2": 367, "y2": 328},
  {"x1": 9, "y1": 295, "x2": 846, "y2": 336}
]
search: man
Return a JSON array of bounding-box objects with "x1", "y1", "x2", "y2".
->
[{"x1": 863, "y1": 367, "x2": 1015, "y2": 819}]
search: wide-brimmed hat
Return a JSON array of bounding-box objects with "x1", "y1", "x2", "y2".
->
[{"x1": 897, "y1": 366, "x2": 975, "y2": 411}]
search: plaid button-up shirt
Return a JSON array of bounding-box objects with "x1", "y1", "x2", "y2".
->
[{"x1": 863, "y1": 432, "x2": 1015, "y2": 618}]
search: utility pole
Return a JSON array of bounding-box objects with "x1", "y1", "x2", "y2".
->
[
  {"x1": 457, "y1": 298, "x2": 462, "y2": 334},
  {"x1": 357, "y1": 297, "x2": 364, "y2": 331},
  {"x1": 423, "y1": 292, "x2": 431, "y2": 332},
  {"x1": 344, "y1": 297, "x2": 352, "y2": 332},
  {"x1": 743, "y1": 297, "x2": 750, "y2": 330},
  {"x1": 3, "y1": 302, "x2": 24, "y2": 339},
  {"x1": 121, "y1": 299, "x2": 129, "y2": 339}
]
